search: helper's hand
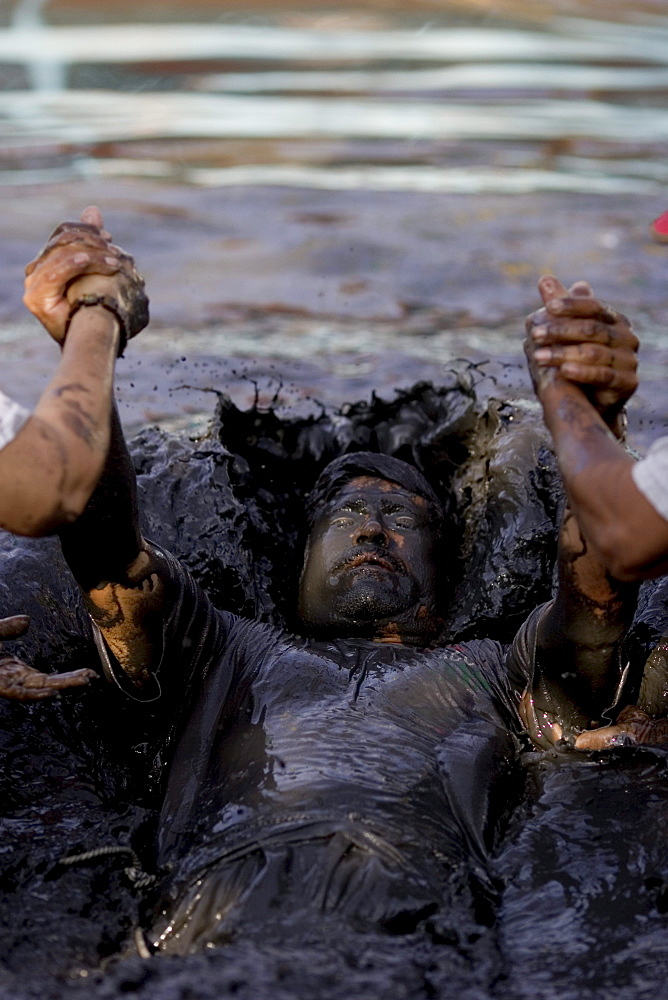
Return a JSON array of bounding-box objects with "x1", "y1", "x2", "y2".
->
[
  {"x1": 23, "y1": 206, "x2": 149, "y2": 349},
  {"x1": 575, "y1": 705, "x2": 668, "y2": 750},
  {"x1": 0, "y1": 615, "x2": 97, "y2": 701},
  {"x1": 524, "y1": 276, "x2": 638, "y2": 433}
]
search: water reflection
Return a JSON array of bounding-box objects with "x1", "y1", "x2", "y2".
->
[
  {"x1": 10, "y1": 0, "x2": 64, "y2": 90},
  {"x1": 1, "y1": 2, "x2": 668, "y2": 193}
]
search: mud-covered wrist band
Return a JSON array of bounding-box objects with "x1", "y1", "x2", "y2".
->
[{"x1": 64, "y1": 294, "x2": 129, "y2": 356}]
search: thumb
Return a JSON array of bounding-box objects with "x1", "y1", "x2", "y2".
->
[
  {"x1": 80, "y1": 205, "x2": 104, "y2": 229},
  {"x1": 568, "y1": 280, "x2": 594, "y2": 298},
  {"x1": 537, "y1": 274, "x2": 568, "y2": 306}
]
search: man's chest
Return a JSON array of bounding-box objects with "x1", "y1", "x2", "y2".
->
[{"x1": 215, "y1": 639, "x2": 512, "y2": 772}]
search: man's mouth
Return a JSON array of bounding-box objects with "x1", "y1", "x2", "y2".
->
[{"x1": 333, "y1": 550, "x2": 402, "y2": 575}]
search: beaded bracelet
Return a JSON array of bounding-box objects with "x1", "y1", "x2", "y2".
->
[{"x1": 64, "y1": 294, "x2": 129, "y2": 356}]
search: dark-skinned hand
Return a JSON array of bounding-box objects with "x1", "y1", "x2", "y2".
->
[
  {"x1": 525, "y1": 275, "x2": 639, "y2": 433},
  {"x1": 0, "y1": 614, "x2": 96, "y2": 701}
]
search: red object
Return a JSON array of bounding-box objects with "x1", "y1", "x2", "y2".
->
[{"x1": 650, "y1": 211, "x2": 668, "y2": 243}]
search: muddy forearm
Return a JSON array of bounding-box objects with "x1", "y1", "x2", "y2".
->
[
  {"x1": 536, "y1": 502, "x2": 638, "y2": 730},
  {"x1": 59, "y1": 402, "x2": 143, "y2": 591},
  {"x1": 58, "y1": 404, "x2": 167, "y2": 690}
]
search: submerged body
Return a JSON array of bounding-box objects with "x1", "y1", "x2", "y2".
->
[{"x1": 99, "y1": 548, "x2": 538, "y2": 953}]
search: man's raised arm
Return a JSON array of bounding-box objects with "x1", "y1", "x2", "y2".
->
[
  {"x1": 23, "y1": 209, "x2": 166, "y2": 694},
  {"x1": 521, "y1": 278, "x2": 640, "y2": 747}
]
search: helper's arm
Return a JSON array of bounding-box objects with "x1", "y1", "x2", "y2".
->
[
  {"x1": 525, "y1": 276, "x2": 668, "y2": 581},
  {"x1": 0, "y1": 306, "x2": 121, "y2": 536},
  {"x1": 523, "y1": 278, "x2": 640, "y2": 743},
  {"x1": 1, "y1": 205, "x2": 144, "y2": 536},
  {"x1": 23, "y1": 209, "x2": 163, "y2": 693}
]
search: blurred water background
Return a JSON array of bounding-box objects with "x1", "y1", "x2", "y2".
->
[{"x1": 1, "y1": 0, "x2": 667, "y2": 438}]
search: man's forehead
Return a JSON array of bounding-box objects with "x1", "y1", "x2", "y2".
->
[{"x1": 330, "y1": 476, "x2": 429, "y2": 507}]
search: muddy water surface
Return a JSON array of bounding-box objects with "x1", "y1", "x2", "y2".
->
[{"x1": 0, "y1": 0, "x2": 667, "y2": 448}]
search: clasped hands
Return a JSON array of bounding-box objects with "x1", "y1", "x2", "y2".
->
[
  {"x1": 525, "y1": 274, "x2": 639, "y2": 437},
  {"x1": 23, "y1": 205, "x2": 149, "y2": 350}
]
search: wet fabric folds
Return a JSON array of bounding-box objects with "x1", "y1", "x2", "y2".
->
[{"x1": 99, "y1": 543, "x2": 540, "y2": 953}]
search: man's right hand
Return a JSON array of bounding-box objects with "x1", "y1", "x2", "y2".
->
[
  {"x1": 23, "y1": 206, "x2": 149, "y2": 347},
  {"x1": 0, "y1": 615, "x2": 96, "y2": 701}
]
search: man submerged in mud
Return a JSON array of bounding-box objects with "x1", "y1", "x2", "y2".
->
[{"x1": 23, "y1": 211, "x2": 640, "y2": 957}]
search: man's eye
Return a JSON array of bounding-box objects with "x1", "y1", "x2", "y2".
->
[
  {"x1": 393, "y1": 516, "x2": 415, "y2": 528},
  {"x1": 332, "y1": 516, "x2": 354, "y2": 528}
]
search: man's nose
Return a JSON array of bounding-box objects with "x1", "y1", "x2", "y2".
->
[{"x1": 353, "y1": 517, "x2": 387, "y2": 545}]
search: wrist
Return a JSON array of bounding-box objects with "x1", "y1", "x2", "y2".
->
[
  {"x1": 65, "y1": 295, "x2": 128, "y2": 356},
  {"x1": 65, "y1": 302, "x2": 121, "y2": 344}
]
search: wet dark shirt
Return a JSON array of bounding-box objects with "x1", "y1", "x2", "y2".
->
[{"x1": 99, "y1": 544, "x2": 540, "y2": 951}]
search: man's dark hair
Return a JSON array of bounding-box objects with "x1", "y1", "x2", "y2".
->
[{"x1": 305, "y1": 452, "x2": 444, "y2": 531}]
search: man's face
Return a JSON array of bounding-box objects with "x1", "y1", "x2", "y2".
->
[{"x1": 298, "y1": 476, "x2": 440, "y2": 643}]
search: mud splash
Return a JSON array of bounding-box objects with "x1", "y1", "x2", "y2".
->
[{"x1": 0, "y1": 370, "x2": 667, "y2": 999}]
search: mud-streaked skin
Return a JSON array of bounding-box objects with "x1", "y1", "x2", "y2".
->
[{"x1": 298, "y1": 476, "x2": 442, "y2": 646}]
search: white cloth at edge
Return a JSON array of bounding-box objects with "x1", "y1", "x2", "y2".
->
[
  {"x1": 632, "y1": 434, "x2": 668, "y2": 522},
  {"x1": 0, "y1": 389, "x2": 29, "y2": 450}
]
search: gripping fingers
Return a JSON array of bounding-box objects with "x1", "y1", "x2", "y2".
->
[
  {"x1": 560, "y1": 365, "x2": 637, "y2": 394},
  {"x1": 575, "y1": 707, "x2": 668, "y2": 748},
  {"x1": 27, "y1": 250, "x2": 121, "y2": 292},
  {"x1": 546, "y1": 296, "x2": 620, "y2": 323},
  {"x1": 534, "y1": 342, "x2": 637, "y2": 371},
  {"x1": 532, "y1": 319, "x2": 637, "y2": 350},
  {"x1": 26, "y1": 205, "x2": 114, "y2": 276},
  {"x1": 26, "y1": 235, "x2": 119, "y2": 278},
  {"x1": 26, "y1": 229, "x2": 112, "y2": 273},
  {"x1": 33, "y1": 667, "x2": 98, "y2": 690},
  {"x1": 536, "y1": 274, "x2": 626, "y2": 323},
  {"x1": 24, "y1": 246, "x2": 123, "y2": 338},
  {"x1": 0, "y1": 660, "x2": 95, "y2": 701}
]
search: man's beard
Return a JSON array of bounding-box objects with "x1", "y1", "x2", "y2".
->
[
  {"x1": 299, "y1": 543, "x2": 443, "y2": 645},
  {"x1": 329, "y1": 567, "x2": 416, "y2": 624},
  {"x1": 325, "y1": 547, "x2": 419, "y2": 625}
]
